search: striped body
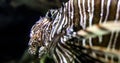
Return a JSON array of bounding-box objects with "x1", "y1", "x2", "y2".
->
[{"x1": 28, "y1": 0, "x2": 120, "y2": 63}]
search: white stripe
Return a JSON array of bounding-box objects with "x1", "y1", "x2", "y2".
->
[
  {"x1": 107, "y1": 32, "x2": 114, "y2": 50},
  {"x1": 115, "y1": 0, "x2": 120, "y2": 22},
  {"x1": 98, "y1": 36, "x2": 103, "y2": 43},
  {"x1": 57, "y1": 43, "x2": 71, "y2": 62},
  {"x1": 71, "y1": 0, "x2": 74, "y2": 20},
  {"x1": 99, "y1": 0, "x2": 104, "y2": 23},
  {"x1": 112, "y1": 32, "x2": 119, "y2": 50},
  {"x1": 56, "y1": 48, "x2": 63, "y2": 63},
  {"x1": 68, "y1": 0, "x2": 71, "y2": 27},
  {"x1": 87, "y1": 0, "x2": 90, "y2": 13},
  {"x1": 78, "y1": 0, "x2": 84, "y2": 28},
  {"x1": 57, "y1": 13, "x2": 65, "y2": 34},
  {"x1": 51, "y1": 12, "x2": 61, "y2": 38},
  {"x1": 63, "y1": 3, "x2": 68, "y2": 28},
  {"x1": 104, "y1": 0, "x2": 111, "y2": 23},
  {"x1": 53, "y1": 53, "x2": 59, "y2": 63},
  {"x1": 88, "y1": 0, "x2": 94, "y2": 50},
  {"x1": 91, "y1": 0, "x2": 94, "y2": 26},
  {"x1": 63, "y1": 15, "x2": 68, "y2": 28},
  {"x1": 82, "y1": 39, "x2": 86, "y2": 46},
  {"x1": 82, "y1": 0, "x2": 87, "y2": 29}
]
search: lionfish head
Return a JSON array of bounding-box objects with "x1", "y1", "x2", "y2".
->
[{"x1": 28, "y1": 17, "x2": 52, "y2": 58}]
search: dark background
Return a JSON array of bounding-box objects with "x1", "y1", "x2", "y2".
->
[{"x1": 0, "y1": 2, "x2": 41, "y2": 63}]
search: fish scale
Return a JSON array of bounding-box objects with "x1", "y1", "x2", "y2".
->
[{"x1": 28, "y1": 0, "x2": 120, "y2": 63}]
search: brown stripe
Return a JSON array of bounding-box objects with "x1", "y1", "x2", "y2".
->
[{"x1": 73, "y1": 0, "x2": 82, "y2": 31}]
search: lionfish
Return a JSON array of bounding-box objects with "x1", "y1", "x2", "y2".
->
[{"x1": 28, "y1": 0, "x2": 120, "y2": 63}]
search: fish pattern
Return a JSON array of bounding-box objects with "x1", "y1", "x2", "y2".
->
[{"x1": 28, "y1": 0, "x2": 120, "y2": 63}]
